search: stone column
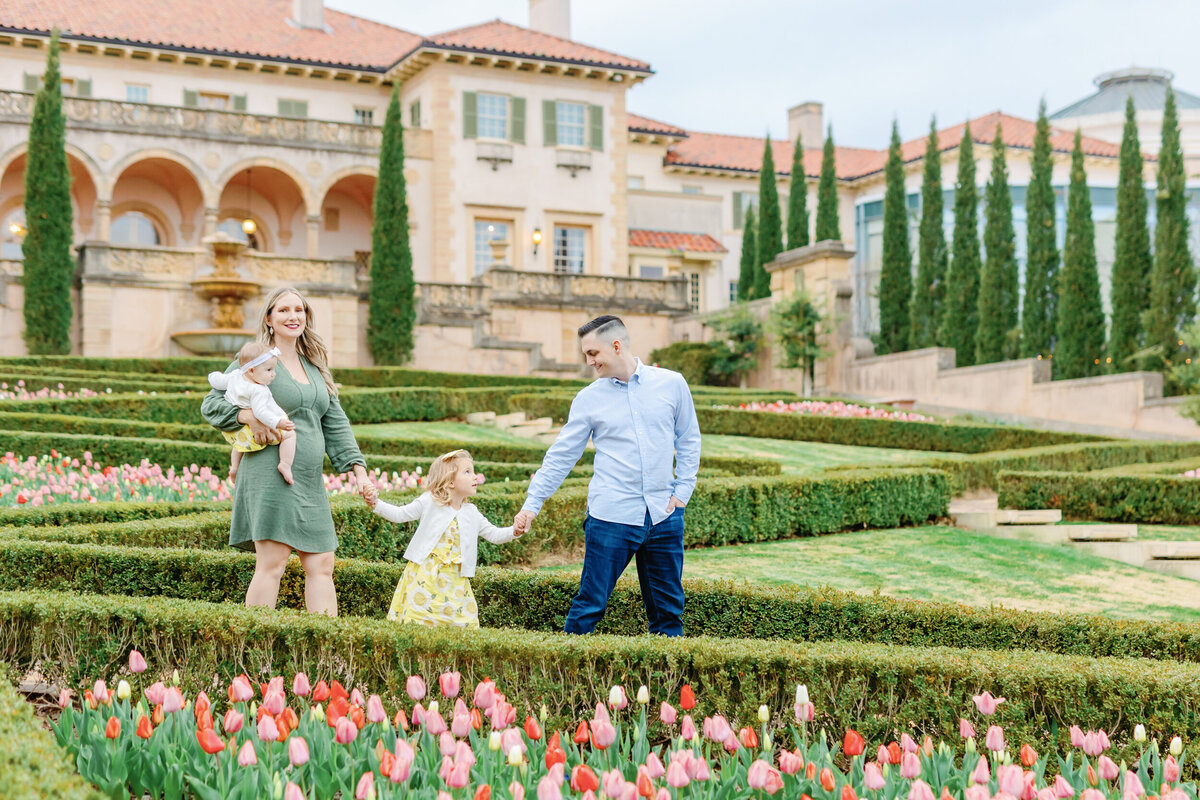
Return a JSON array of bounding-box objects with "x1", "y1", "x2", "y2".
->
[
  {"x1": 306, "y1": 215, "x2": 321, "y2": 259},
  {"x1": 95, "y1": 199, "x2": 112, "y2": 241},
  {"x1": 203, "y1": 207, "x2": 220, "y2": 238}
]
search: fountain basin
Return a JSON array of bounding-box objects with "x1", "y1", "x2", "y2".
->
[{"x1": 171, "y1": 328, "x2": 257, "y2": 357}]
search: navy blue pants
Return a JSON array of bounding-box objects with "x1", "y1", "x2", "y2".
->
[{"x1": 563, "y1": 508, "x2": 685, "y2": 636}]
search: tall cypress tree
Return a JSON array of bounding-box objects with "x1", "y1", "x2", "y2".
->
[
  {"x1": 21, "y1": 30, "x2": 74, "y2": 355},
  {"x1": 786, "y1": 133, "x2": 810, "y2": 249},
  {"x1": 1145, "y1": 86, "x2": 1196, "y2": 388},
  {"x1": 1055, "y1": 131, "x2": 1105, "y2": 380},
  {"x1": 910, "y1": 118, "x2": 946, "y2": 350},
  {"x1": 937, "y1": 122, "x2": 981, "y2": 367},
  {"x1": 976, "y1": 125, "x2": 1018, "y2": 364},
  {"x1": 755, "y1": 136, "x2": 783, "y2": 297},
  {"x1": 1020, "y1": 100, "x2": 1059, "y2": 359},
  {"x1": 736, "y1": 206, "x2": 758, "y2": 302},
  {"x1": 367, "y1": 83, "x2": 416, "y2": 364},
  {"x1": 1109, "y1": 96, "x2": 1152, "y2": 372},
  {"x1": 814, "y1": 128, "x2": 840, "y2": 242},
  {"x1": 876, "y1": 121, "x2": 912, "y2": 354}
]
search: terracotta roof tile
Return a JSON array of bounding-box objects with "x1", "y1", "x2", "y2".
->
[
  {"x1": 896, "y1": 111, "x2": 1123, "y2": 164},
  {"x1": 629, "y1": 229, "x2": 727, "y2": 254},
  {"x1": 427, "y1": 19, "x2": 650, "y2": 72},
  {"x1": 0, "y1": 0, "x2": 420, "y2": 69},
  {"x1": 627, "y1": 112, "x2": 687, "y2": 137}
]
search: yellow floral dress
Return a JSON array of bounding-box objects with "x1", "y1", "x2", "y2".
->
[{"x1": 387, "y1": 518, "x2": 480, "y2": 628}]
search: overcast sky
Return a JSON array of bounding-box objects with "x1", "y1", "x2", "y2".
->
[{"x1": 327, "y1": 0, "x2": 1199, "y2": 150}]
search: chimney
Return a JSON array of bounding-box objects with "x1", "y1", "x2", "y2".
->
[
  {"x1": 292, "y1": 0, "x2": 325, "y2": 31},
  {"x1": 788, "y1": 102, "x2": 823, "y2": 149},
  {"x1": 529, "y1": 0, "x2": 571, "y2": 39}
]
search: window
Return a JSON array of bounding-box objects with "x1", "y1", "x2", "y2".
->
[
  {"x1": 409, "y1": 100, "x2": 421, "y2": 128},
  {"x1": 2, "y1": 208, "x2": 25, "y2": 260},
  {"x1": 627, "y1": 175, "x2": 645, "y2": 190},
  {"x1": 353, "y1": 107, "x2": 374, "y2": 125},
  {"x1": 125, "y1": 84, "x2": 149, "y2": 103},
  {"x1": 474, "y1": 220, "x2": 511, "y2": 275},
  {"x1": 553, "y1": 226, "x2": 586, "y2": 274},
  {"x1": 477, "y1": 93, "x2": 508, "y2": 140},
  {"x1": 110, "y1": 211, "x2": 160, "y2": 246},
  {"x1": 688, "y1": 273, "x2": 701, "y2": 312},
  {"x1": 277, "y1": 99, "x2": 308, "y2": 118},
  {"x1": 217, "y1": 218, "x2": 259, "y2": 251},
  {"x1": 682, "y1": 185, "x2": 702, "y2": 195},
  {"x1": 555, "y1": 101, "x2": 587, "y2": 148},
  {"x1": 199, "y1": 92, "x2": 232, "y2": 110},
  {"x1": 729, "y1": 281, "x2": 739, "y2": 303},
  {"x1": 639, "y1": 265, "x2": 664, "y2": 279},
  {"x1": 733, "y1": 191, "x2": 759, "y2": 229}
]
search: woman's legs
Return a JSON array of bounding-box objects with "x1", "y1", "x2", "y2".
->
[
  {"x1": 247, "y1": 539, "x2": 293, "y2": 608},
  {"x1": 297, "y1": 549, "x2": 337, "y2": 617}
]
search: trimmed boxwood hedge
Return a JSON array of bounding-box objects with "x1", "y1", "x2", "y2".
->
[
  {"x1": 0, "y1": 677, "x2": 105, "y2": 800},
  {"x1": 5, "y1": 589, "x2": 1200, "y2": 758},
  {"x1": 996, "y1": 470, "x2": 1200, "y2": 525},
  {"x1": 0, "y1": 370, "x2": 205, "y2": 395},
  {"x1": 0, "y1": 470, "x2": 950, "y2": 565},
  {"x1": 12, "y1": 539, "x2": 1200, "y2": 665}
]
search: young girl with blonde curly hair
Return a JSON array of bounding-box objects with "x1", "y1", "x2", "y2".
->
[{"x1": 366, "y1": 449, "x2": 520, "y2": 628}]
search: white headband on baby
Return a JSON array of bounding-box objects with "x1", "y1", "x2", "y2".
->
[{"x1": 240, "y1": 347, "x2": 281, "y2": 374}]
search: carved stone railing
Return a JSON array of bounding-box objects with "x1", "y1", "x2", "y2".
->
[
  {"x1": 484, "y1": 268, "x2": 689, "y2": 313},
  {"x1": 0, "y1": 91, "x2": 384, "y2": 154}
]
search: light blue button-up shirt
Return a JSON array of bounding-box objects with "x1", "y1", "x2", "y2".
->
[{"x1": 522, "y1": 359, "x2": 701, "y2": 527}]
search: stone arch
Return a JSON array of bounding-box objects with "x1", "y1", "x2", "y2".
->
[
  {"x1": 109, "y1": 201, "x2": 175, "y2": 247},
  {"x1": 108, "y1": 148, "x2": 217, "y2": 207},
  {"x1": 110, "y1": 152, "x2": 207, "y2": 246},
  {"x1": 318, "y1": 166, "x2": 376, "y2": 260},
  {"x1": 0, "y1": 142, "x2": 101, "y2": 243},
  {"x1": 217, "y1": 160, "x2": 311, "y2": 255},
  {"x1": 217, "y1": 157, "x2": 316, "y2": 215}
]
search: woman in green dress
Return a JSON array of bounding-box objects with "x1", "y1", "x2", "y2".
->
[{"x1": 201, "y1": 286, "x2": 375, "y2": 616}]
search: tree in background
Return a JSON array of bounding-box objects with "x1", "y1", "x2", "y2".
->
[
  {"x1": 1054, "y1": 130, "x2": 1106, "y2": 380},
  {"x1": 1020, "y1": 100, "x2": 1059, "y2": 359},
  {"x1": 736, "y1": 205, "x2": 758, "y2": 302},
  {"x1": 875, "y1": 121, "x2": 912, "y2": 354},
  {"x1": 937, "y1": 122, "x2": 981, "y2": 366},
  {"x1": 814, "y1": 128, "x2": 840, "y2": 242},
  {"x1": 755, "y1": 137, "x2": 783, "y2": 297},
  {"x1": 21, "y1": 29, "x2": 74, "y2": 355},
  {"x1": 976, "y1": 125, "x2": 1018, "y2": 364},
  {"x1": 910, "y1": 118, "x2": 946, "y2": 350},
  {"x1": 1108, "y1": 97, "x2": 1152, "y2": 373},
  {"x1": 769, "y1": 290, "x2": 825, "y2": 396},
  {"x1": 786, "y1": 133, "x2": 810, "y2": 250},
  {"x1": 708, "y1": 304, "x2": 765, "y2": 388}
]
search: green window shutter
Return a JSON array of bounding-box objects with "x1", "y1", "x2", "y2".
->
[
  {"x1": 23, "y1": 73, "x2": 39, "y2": 92},
  {"x1": 294, "y1": 100, "x2": 308, "y2": 118},
  {"x1": 733, "y1": 192, "x2": 744, "y2": 229},
  {"x1": 542, "y1": 99, "x2": 557, "y2": 146},
  {"x1": 183, "y1": 89, "x2": 198, "y2": 107},
  {"x1": 588, "y1": 104, "x2": 603, "y2": 151},
  {"x1": 462, "y1": 91, "x2": 477, "y2": 139},
  {"x1": 410, "y1": 100, "x2": 421, "y2": 128},
  {"x1": 509, "y1": 96, "x2": 526, "y2": 144},
  {"x1": 76, "y1": 79, "x2": 92, "y2": 98},
  {"x1": 232, "y1": 94, "x2": 247, "y2": 111}
]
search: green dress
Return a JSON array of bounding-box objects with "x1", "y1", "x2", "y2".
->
[{"x1": 201, "y1": 357, "x2": 365, "y2": 553}]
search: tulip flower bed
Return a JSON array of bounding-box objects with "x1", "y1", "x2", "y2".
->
[
  {"x1": 0, "y1": 381, "x2": 101, "y2": 400},
  {"x1": 723, "y1": 400, "x2": 934, "y2": 423},
  {"x1": 47, "y1": 648, "x2": 1200, "y2": 800}
]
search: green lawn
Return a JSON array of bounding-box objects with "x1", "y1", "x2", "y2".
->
[
  {"x1": 541, "y1": 526, "x2": 1200, "y2": 622},
  {"x1": 354, "y1": 422, "x2": 950, "y2": 475}
]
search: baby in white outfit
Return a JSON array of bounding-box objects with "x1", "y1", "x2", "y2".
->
[{"x1": 208, "y1": 342, "x2": 298, "y2": 485}]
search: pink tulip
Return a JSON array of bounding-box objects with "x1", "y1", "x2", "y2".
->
[
  {"x1": 537, "y1": 775, "x2": 562, "y2": 800},
  {"x1": 356, "y1": 771, "x2": 375, "y2": 800},
  {"x1": 237, "y1": 740, "x2": 257, "y2": 766},
  {"x1": 425, "y1": 708, "x2": 448, "y2": 736},
  {"x1": 224, "y1": 709, "x2": 244, "y2": 735},
  {"x1": 999, "y1": 765, "x2": 1025, "y2": 797},
  {"x1": 973, "y1": 691, "x2": 1006, "y2": 716},
  {"x1": 645, "y1": 753, "x2": 666, "y2": 780},
  {"x1": 128, "y1": 650, "x2": 147, "y2": 674},
  {"x1": 876, "y1": 745, "x2": 891, "y2": 765},
  {"x1": 284, "y1": 782, "x2": 304, "y2": 800},
  {"x1": 747, "y1": 760, "x2": 773, "y2": 790},
  {"x1": 655, "y1": 789, "x2": 672, "y2": 800},
  {"x1": 93, "y1": 680, "x2": 109, "y2": 703},
  {"x1": 966, "y1": 786, "x2": 991, "y2": 800},
  {"x1": 692, "y1": 758, "x2": 711, "y2": 782},
  {"x1": 411, "y1": 702, "x2": 425, "y2": 727},
  {"x1": 447, "y1": 761, "x2": 471, "y2": 789},
  {"x1": 591, "y1": 718, "x2": 617, "y2": 749},
  {"x1": 547, "y1": 762, "x2": 565, "y2": 787},
  {"x1": 335, "y1": 716, "x2": 358, "y2": 744},
  {"x1": 1081, "y1": 791, "x2": 1106, "y2": 800},
  {"x1": 864, "y1": 762, "x2": 886, "y2": 791},
  {"x1": 230, "y1": 676, "x2": 254, "y2": 703},
  {"x1": 454, "y1": 740, "x2": 477, "y2": 769},
  {"x1": 780, "y1": 750, "x2": 804, "y2": 776},
  {"x1": 1038, "y1": 788, "x2": 1058, "y2": 800},
  {"x1": 603, "y1": 769, "x2": 626, "y2": 798},
  {"x1": 406, "y1": 675, "x2": 426, "y2": 701},
  {"x1": 289, "y1": 736, "x2": 310, "y2": 767},
  {"x1": 452, "y1": 712, "x2": 471, "y2": 738},
  {"x1": 266, "y1": 677, "x2": 284, "y2": 696},
  {"x1": 439, "y1": 732, "x2": 457, "y2": 757},
  {"x1": 292, "y1": 673, "x2": 311, "y2": 697},
  {"x1": 900, "y1": 751, "x2": 921, "y2": 779},
  {"x1": 681, "y1": 714, "x2": 698, "y2": 741},
  {"x1": 502, "y1": 727, "x2": 526, "y2": 756},
  {"x1": 57, "y1": 689, "x2": 71, "y2": 709},
  {"x1": 660, "y1": 702, "x2": 677, "y2": 725},
  {"x1": 960, "y1": 718, "x2": 976, "y2": 738},
  {"x1": 163, "y1": 687, "x2": 184, "y2": 713},
  {"x1": 474, "y1": 679, "x2": 496, "y2": 709},
  {"x1": 1098, "y1": 756, "x2": 1119, "y2": 781},
  {"x1": 608, "y1": 685, "x2": 628, "y2": 711},
  {"x1": 1098, "y1": 730, "x2": 1110, "y2": 750},
  {"x1": 390, "y1": 745, "x2": 413, "y2": 783},
  {"x1": 971, "y1": 756, "x2": 990, "y2": 784},
  {"x1": 144, "y1": 681, "x2": 166, "y2": 705},
  {"x1": 909, "y1": 779, "x2": 936, "y2": 800},
  {"x1": 350, "y1": 688, "x2": 365, "y2": 707},
  {"x1": 1124, "y1": 772, "x2": 1145, "y2": 797},
  {"x1": 1055, "y1": 775, "x2": 1076, "y2": 798},
  {"x1": 262, "y1": 690, "x2": 285, "y2": 716},
  {"x1": 1164, "y1": 755, "x2": 1181, "y2": 783},
  {"x1": 439, "y1": 671, "x2": 461, "y2": 698},
  {"x1": 593, "y1": 701, "x2": 612, "y2": 726},
  {"x1": 901, "y1": 733, "x2": 918, "y2": 753},
  {"x1": 707, "y1": 715, "x2": 732, "y2": 743},
  {"x1": 440, "y1": 793, "x2": 453, "y2": 800},
  {"x1": 367, "y1": 694, "x2": 387, "y2": 724},
  {"x1": 794, "y1": 701, "x2": 815, "y2": 722},
  {"x1": 986, "y1": 725, "x2": 1006, "y2": 752},
  {"x1": 510, "y1": 782, "x2": 527, "y2": 800},
  {"x1": 257, "y1": 714, "x2": 279, "y2": 742},
  {"x1": 1082, "y1": 732, "x2": 1106, "y2": 757}
]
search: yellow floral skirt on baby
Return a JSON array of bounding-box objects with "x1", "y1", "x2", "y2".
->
[
  {"x1": 388, "y1": 518, "x2": 479, "y2": 628},
  {"x1": 221, "y1": 413, "x2": 289, "y2": 453}
]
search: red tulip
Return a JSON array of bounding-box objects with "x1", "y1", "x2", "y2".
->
[
  {"x1": 1020, "y1": 744, "x2": 1038, "y2": 767},
  {"x1": 312, "y1": 680, "x2": 331, "y2": 703},
  {"x1": 135, "y1": 715, "x2": 153, "y2": 739},
  {"x1": 573, "y1": 721, "x2": 590, "y2": 745},
  {"x1": 525, "y1": 716, "x2": 543, "y2": 741},
  {"x1": 327, "y1": 696, "x2": 350, "y2": 727},
  {"x1": 196, "y1": 727, "x2": 225, "y2": 755},
  {"x1": 152, "y1": 703, "x2": 164, "y2": 726},
  {"x1": 637, "y1": 769, "x2": 654, "y2": 798},
  {"x1": 475, "y1": 786, "x2": 492, "y2": 800},
  {"x1": 842, "y1": 785, "x2": 859, "y2": 800},
  {"x1": 738, "y1": 726, "x2": 759, "y2": 749},
  {"x1": 196, "y1": 709, "x2": 213, "y2": 732},
  {"x1": 105, "y1": 716, "x2": 121, "y2": 739},
  {"x1": 470, "y1": 708, "x2": 483, "y2": 730},
  {"x1": 194, "y1": 692, "x2": 211, "y2": 720},
  {"x1": 572, "y1": 765, "x2": 600, "y2": 794},
  {"x1": 545, "y1": 732, "x2": 567, "y2": 770},
  {"x1": 820, "y1": 767, "x2": 836, "y2": 792},
  {"x1": 330, "y1": 680, "x2": 349, "y2": 704},
  {"x1": 887, "y1": 742, "x2": 902, "y2": 765},
  {"x1": 805, "y1": 762, "x2": 817, "y2": 780},
  {"x1": 843, "y1": 728, "x2": 865, "y2": 757},
  {"x1": 349, "y1": 705, "x2": 366, "y2": 730},
  {"x1": 679, "y1": 685, "x2": 696, "y2": 711}
]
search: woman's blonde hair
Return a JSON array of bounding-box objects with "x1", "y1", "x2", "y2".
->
[
  {"x1": 425, "y1": 449, "x2": 472, "y2": 505},
  {"x1": 256, "y1": 286, "x2": 338, "y2": 396}
]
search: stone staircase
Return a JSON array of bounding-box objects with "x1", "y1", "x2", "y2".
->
[
  {"x1": 949, "y1": 496, "x2": 1200, "y2": 580},
  {"x1": 466, "y1": 410, "x2": 560, "y2": 445}
]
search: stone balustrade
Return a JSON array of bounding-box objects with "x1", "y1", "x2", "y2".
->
[{"x1": 484, "y1": 267, "x2": 690, "y2": 313}]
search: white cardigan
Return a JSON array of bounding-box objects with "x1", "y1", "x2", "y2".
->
[{"x1": 372, "y1": 492, "x2": 515, "y2": 577}]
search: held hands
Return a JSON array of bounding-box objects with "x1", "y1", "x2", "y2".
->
[
  {"x1": 354, "y1": 466, "x2": 377, "y2": 509},
  {"x1": 666, "y1": 496, "x2": 686, "y2": 513},
  {"x1": 513, "y1": 509, "x2": 536, "y2": 538}
]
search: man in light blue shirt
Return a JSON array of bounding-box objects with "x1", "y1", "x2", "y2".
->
[{"x1": 514, "y1": 315, "x2": 701, "y2": 636}]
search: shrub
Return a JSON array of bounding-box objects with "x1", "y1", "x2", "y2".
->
[
  {"x1": 5, "y1": 588, "x2": 1199, "y2": 756},
  {"x1": 0, "y1": 370, "x2": 203, "y2": 394},
  {"x1": 0, "y1": 412, "x2": 213, "y2": 442},
  {"x1": 997, "y1": 470, "x2": 1200, "y2": 524},
  {"x1": 647, "y1": 341, "x2": 724, "y2": 386},
  {"x1": 0, "y1": 678, "x2": 106, "y2": 800}
]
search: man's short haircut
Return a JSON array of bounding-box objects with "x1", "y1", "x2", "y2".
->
[{"x1": 577, "y1": 315, "x2": 629, "y2": 344}]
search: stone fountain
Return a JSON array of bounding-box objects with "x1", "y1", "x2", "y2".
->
[{"x1": 170, "y1": 233, "x2": 263, "y2": 356}]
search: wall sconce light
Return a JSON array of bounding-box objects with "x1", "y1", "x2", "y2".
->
[
  {"x1": 241, "y1": 167, "x2": 257, "y2": 235},
  {"x1": 8, "y1": 222, "x2": 26, "y2": 238},
  {"x1": 532, "y1": 227, "x2": 542, "y2": 256}
]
